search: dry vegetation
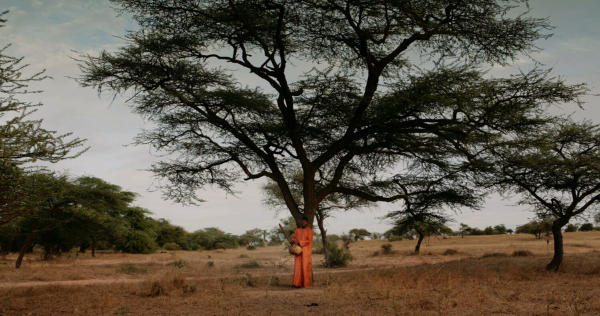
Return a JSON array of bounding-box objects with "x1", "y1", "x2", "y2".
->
[{"x1": 1, "y1": 232, "x2": 600, "y2": 315}]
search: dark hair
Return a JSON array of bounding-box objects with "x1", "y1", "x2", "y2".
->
[{"x1": 301, "y1": 216, "x2": 309, "y2": 221}]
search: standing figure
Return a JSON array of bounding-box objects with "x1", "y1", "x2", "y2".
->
[{"x1": 291, "y1": 216, "x2": 314, "y2": 288}]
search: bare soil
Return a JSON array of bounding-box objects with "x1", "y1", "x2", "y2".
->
[{"x1": 1, "y1": 232, "x2": 600, "y2": 315}]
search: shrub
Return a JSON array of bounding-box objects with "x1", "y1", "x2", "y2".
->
[
  {"x1": 481, "y1": 252, "x2": 509, "y2": 258},
  {"x1": 512, "y1": 250, "x2": 533, "y2": 257},
  {"x1": 206, "y1": 261, "x2": 214, "y2": 267},
  {"x1": 246, "y1": 245, "x2": 257, "y2": 250},
  {"x1": 163, "y1": 242, "x2": 180, "y2": 251},
  {"x1": 173, "y1": 259, "x2": 187, "y2": 269},
  {"x1": 242, "y1": 273, "x2": 256, "y2": 287},
  {"x1": 118, "y1": 264, "x2": 147, "y2": 274},
  {"x1": 579, "y1": 223, "x2": 595, "y2": 232},
  {"x1": 388, "y1": 235, "x2": 403, "y2": 242},
  {"x1": 381, "y1": 244, "x2": 393, "y2": 255},
  {"x1": 327, "y1": 242, "x2": 353, "y2": 268},
  {"x1": 443, "y1": 249, "x2": 458, "y2": 256},
  {"x1": 312, "y1": 244, "x2": 324, "y2": 254},
  {"x1": 238, "y1": 260, "x2": 261, "y2": 269}
]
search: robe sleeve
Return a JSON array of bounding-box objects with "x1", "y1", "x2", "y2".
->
[{"x1": 298, "y1": 228, "x2": 313, "y2": 247}]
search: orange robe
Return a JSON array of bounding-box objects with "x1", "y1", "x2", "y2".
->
[{"x1": 292, "y1": 227, "x2": 314, "y2": 287}]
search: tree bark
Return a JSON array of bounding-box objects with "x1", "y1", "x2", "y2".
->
[
  {"x1": 316, "y1": 211, "x2": 332, "y2": 268},
  {"x1": 15, "y1": 219, "x2": 37, "y2": 269},
  {"x1": 545, "y1": 218, "x2": 568, "y2": 272},
  {"x1": 415, "y1": 231, "x2": 425, "y2": 254}
]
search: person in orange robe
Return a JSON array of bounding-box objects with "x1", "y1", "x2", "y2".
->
[{"x1": 291, "y1": 216, "x2": 314, "y2": 288}]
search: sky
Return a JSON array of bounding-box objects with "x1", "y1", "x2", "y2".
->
[{"x1": 2, "y1": 0, "x2": 600, "y2": 236}]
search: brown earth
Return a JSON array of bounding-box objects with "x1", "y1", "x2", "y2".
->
[{"x1": 1, "y1": 232, "x2": 600, "y2": 315}]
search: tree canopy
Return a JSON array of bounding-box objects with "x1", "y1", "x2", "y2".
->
[
  {"x1": 78, "y1": 1, "x2": 584, "y2": 232},
  {"x1": 482, "y1": 119, "x2": 600, "y2": 270},
  {"x1": 0, "y1": 11, "x2": 88, "y2": 228}
]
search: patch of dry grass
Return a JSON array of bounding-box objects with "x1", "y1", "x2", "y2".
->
[{"x1": 0, "y1": 232, "x2": 599, "y2": 315}]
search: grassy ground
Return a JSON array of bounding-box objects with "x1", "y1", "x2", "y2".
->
[{"x1": 1, "y1": 232, "x2": 600, "y2": 315}]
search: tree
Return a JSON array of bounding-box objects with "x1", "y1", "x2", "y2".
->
[
  {"x1": 485, "y1": 120, "x2": 600, "y2": 271},
  {"x1": 458, "y1": 223, "x2": 471, "y2": 238},
  {"x1": 0, "y1": 12, "x2": 87, "y2": 229},
  {"x1": 564, "y1": 224, "x2": 578, "y2": 233},
  {"x1": 78, "y1": 1, "x2": 582, "y2": 241},
  {"x1": 385, "y1": 170, "x2": 481, "y2": 252},
  {"x1": 349, "y1": 228, "x2": 371, "y2": 241},
  {"x1": 154, "y1": 218, "x2": 189, "y2": 250},
  {"x1": 188, "y1": 227, "x2": 239, "y2": 250},
  {"x1": 388, "y1": 212, "x2": 452, "y2": 254},
  {"x1": 494, "y1": 224, "x2": 508, "y2": 235},
  {"x1": 515, "y1": 218, "x2": 553, "y2": 239}
]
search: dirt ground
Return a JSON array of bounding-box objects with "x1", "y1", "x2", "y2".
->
[{"x1": 1, "y1": 232, "x2": 600, "y2": 315}]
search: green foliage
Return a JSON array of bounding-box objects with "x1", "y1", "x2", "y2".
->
[
  {"x1": 267, "y1": 217, "x2": 296, "y2": 246},
  {"x1": 173, "y1": 259, "x2": 187, "y2": 269},
  {"x1": 155, "y1": 219, "x2": 189, "y2": 250},
  {"x1": 118, "y1": 264, "x2": 147, "y2": 274},
  {"x1": 0, "y1": 12, "x2": 86, "y2": 168},
  {"x1": 381, "y1": 244, "x2": 393, "y2": 255},
  {"x1": 564, "y1": 224, "x2": 578, "y2": 233},
  {"x1": 117, "y1": 229, "x2": 158, "y2": 254},
  {"x1": 77, "y1": 0, "x2": 575, "y2": 253},
  {"x1": 516, "y1": 218, "x2": 553, "y2": 239},
  {"x1": 326, "y1": 242, "x2": 353, "y2": 268},
  {"x1": 238, "y1": 260, "x2": 261, "y2": 269},
  {"x1": 187, "y1": 228, "x2": 238, "y2": 250},
  {"x1": 349, "y1": 228, "x2": 371, "y2": 241},
  {"x1": 163, "y1": 242, "x2": 180, "y2": 251},
  {"x1": 241, "y1": 273, "x2": 256, "y2": 287},
  {"x1": 579, "y1": 223, "x2": 595, "y2": 232}
]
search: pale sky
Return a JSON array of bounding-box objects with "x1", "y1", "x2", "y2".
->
[{"x1": 2, "y1": 0, "x2": 599, "y2": 235}]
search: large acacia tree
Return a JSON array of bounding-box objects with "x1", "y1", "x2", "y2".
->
[{"x1": 79, "y1": 0, "x2": 584, "y2": 228}]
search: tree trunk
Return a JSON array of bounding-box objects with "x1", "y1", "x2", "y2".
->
[
  {"x1": 546, "y1": 218, "x2": 568, "y2": 272},
  {"x1": 415, "y1": 231, "x2": 425, "y2": 254},
  {"x1": 15, "y1": 219, "x2": 37, "y2": 269},
  {"x1": 316, "y1": 211, "x2": 332, "y2": 268}
]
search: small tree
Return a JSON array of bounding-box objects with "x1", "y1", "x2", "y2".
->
[
  {"x1": 388, "y1": 213, "x2": 451, "y2": 254},
  {"x1": 349, "y1": 228, "x2": 371, "y2": 241},
  {"x1": 564, "y1": 224, "x2": 578, "y2": 233}
]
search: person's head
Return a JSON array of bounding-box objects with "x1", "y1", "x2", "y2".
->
[{"x1": 301, "y1": 216, "x2": 309, "y2": 228}]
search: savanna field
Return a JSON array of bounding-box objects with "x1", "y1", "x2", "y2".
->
[{"x1": 1, "y1": 232, "x2": 600, "y2": 316}]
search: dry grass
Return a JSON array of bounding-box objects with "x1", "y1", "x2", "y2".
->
[{"x1": 1, "y1": 232, "x2": 600, "y2": 315}]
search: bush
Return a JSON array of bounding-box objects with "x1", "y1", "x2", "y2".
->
[
  {"x1": 237, "y1": 260, "x2": 261, "y2": 269},
  {"x1": 579, "y1": 223, "x2": 595, "y2": 232},
  {"x1": 117, "y1": 230, "x2": 158, "y2": 254},
  {"x1": 163, "y1": 242, "x2": 180, "y2": 251},
  {"x1": 327, "y1": 242, "x2": 353, "y2": 268},
  {"x1": 443, "y1": 249, "x2": 458, "y2": 256},
  {"x1": 381, "y1": 244, "x2": 393, "y2": 255},
  {"x1": 246, "y1": 245, "x2": 257, "y2": 250},
  {"x1": 312, "y1": 244, "x2": 324, "y2": 254},
  {"x1": 387, "y1": 235, "x2": 403, "y2": 242},
  {"x1": 481, "y1": 252, "x2": 509, "y2": 258},
  {"x1": 512, "y1": 250, "x2": 533, "y2": 257}
]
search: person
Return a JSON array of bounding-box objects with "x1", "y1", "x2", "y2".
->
[{"x1": 290, "y1": 216, "x2": 314, "y2": 288}]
